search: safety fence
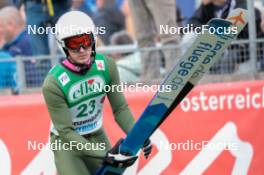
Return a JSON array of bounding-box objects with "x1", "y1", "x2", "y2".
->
[{"x1": 0, "y1": 38, "x2": 264, "y2": 94}]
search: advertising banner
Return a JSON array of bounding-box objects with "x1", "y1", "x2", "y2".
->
[{"x1": 0, "y1": 80, "x2": 263, "y2": 175}]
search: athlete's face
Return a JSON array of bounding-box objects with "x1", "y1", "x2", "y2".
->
[
  {"x1": 65, "y1": 33, "x2": 94, "y2": 64},
  {"x1": 68, "y1": 46, "x2": 92, "y2": 64}
]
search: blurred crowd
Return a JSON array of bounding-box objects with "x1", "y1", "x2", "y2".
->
[
  {"x1": 0, "y1": 0, "x2": 264, "y2": 94},
  {"x1": 0, "y1": 0, "x2": 130, "y2": 93}
]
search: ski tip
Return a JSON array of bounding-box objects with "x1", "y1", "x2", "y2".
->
[{"x1": 227, "y1": 8, "x2": 248, "y2": 26}]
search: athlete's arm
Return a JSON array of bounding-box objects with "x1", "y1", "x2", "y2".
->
[
  {"x1": 106, "y1": 57, "x2": 135, "y2": 134},
  {"x1": 42, "y1": 75, "x2": 106, "y2": 157}
]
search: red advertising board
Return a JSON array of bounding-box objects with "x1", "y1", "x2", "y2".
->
[{"x1": 0, "y1": 80, "x2": 263, "y2": 175}]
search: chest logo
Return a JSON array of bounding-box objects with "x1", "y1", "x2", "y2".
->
[{"x1": 69, "y1": 76, "x2": 105, "y2": 102}]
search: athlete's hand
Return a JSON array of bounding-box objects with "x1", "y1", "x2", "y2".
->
[
  {"x1": 104, "y1": 138, "x2": 138, "y2": 168},
  {"x1": 142, "y1": 138, "x2": 152, "y2": 159}
]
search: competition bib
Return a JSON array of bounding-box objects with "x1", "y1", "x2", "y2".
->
[{"x1": 70, "y1": 94, "x2": 105, "y2": 134}]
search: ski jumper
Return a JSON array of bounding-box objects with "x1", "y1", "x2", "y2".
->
[{"x1": 42, "y1": 53, "x2": 135, "y2": 175}]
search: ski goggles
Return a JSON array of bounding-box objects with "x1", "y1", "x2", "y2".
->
[{"x1": 64, "y1": 33, "x2": 94, "y2": 52}]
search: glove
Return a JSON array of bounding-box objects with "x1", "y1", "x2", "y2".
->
[
  {"x1": 142, "y1": 139, "x2": 152, "y2": 159},
  {"x1": 104, "y1": 138, "x2": 138, "y2": 168}
]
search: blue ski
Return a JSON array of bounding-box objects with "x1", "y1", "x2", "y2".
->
[{"x1": 96, "y1": 8, "x2": 248, "y2": 175}]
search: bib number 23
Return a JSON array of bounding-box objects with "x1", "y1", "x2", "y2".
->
[{"x1": 76, "y1": 99, "x2": 96, "y2": 118}]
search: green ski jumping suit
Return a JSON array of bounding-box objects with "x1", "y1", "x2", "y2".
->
[{"x1": 42, "y1": 53, "x2": 135, "y2": 175}]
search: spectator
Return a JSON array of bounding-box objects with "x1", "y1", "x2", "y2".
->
[
  {"x1": 110, "y1": 30, "x2": 140, "y2": 82},
  {"x1": 0, "y1": 6, "x2": 49, "y2": 89},
  {"x1": 0, "y1": 10, "x2": 17, "y2": 93},
  {"x1": 93, "y1": 0, "x2": 125, "y2": 45},
  {"x1": 0, "y1": 6, "x2": 32, "y2": 56},
  {"x1": 23, "y1": 0, "x2": 70, "y2": 55},
  {"x1": 128, "y1": 0, "x2": 181, "y2": 81},
  {"x1": 110, "y1": 30, "x2": 134, "y2": 59}
]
